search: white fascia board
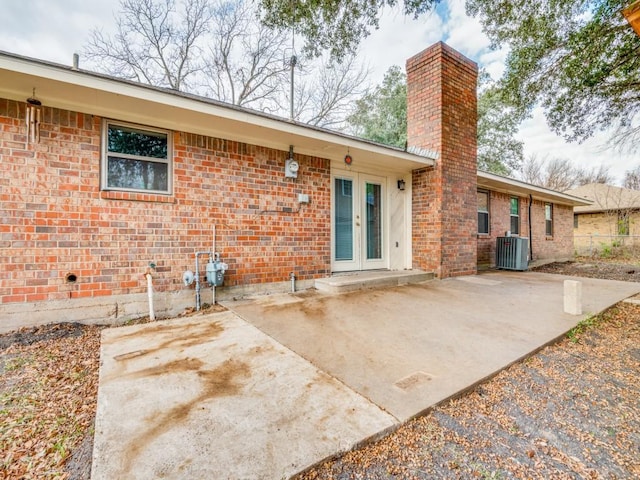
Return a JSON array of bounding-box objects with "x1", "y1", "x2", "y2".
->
[
  {"x1": 0, "y1": 52, "x2": 434, "y2": 171},
  {"x1": 477, "y1": 170, "x2": 592, "y2": 207}
]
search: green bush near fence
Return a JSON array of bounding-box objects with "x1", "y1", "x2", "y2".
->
[{"x1": 574, "y1": 235, "x2": 640, "y2": 260}]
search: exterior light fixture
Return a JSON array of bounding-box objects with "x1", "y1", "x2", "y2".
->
[
  {"x1": 25, "y1": 88, "x2": 42, "y2": 144},
  {"x1": 344, "y1": 154, "x2": 353, "y2": 166},
  {"x1": 624, "y1": 0, "x2": 640, "y2": 37},
  {"x1": 397, "y1": 179, "x2": 406, "y2": 191}
]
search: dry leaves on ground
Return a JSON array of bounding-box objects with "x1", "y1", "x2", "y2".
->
[
  {"x1": 533, "y1": 259, "x2": 640, "y2": 283},
  {"x1": 297, "y1": 303, "x2": 640, "y2": 479},
  {"x1": 0, "y1": 324, "x2": 101, "y2": 480}
]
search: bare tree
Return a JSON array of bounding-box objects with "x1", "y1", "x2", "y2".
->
[
  {"x1": 519, "y1": 154, "x2": 613, "y2": 191},
  {"x1": 84, "y1": 0, "x2": 369, "y2": 127},
  {"x1": 543, "y1": 158, "x2": 577, "y2": 192},
  {"x1": 519, "y1": 155, "x2": 576, "y2": 191},
  {"x1": 205, "y1": 0, "x2": 289, "y2": 111},
  {"x1": 85, "y1": 0, "x2": 212, "y2": 91},
  {"x1": 519, "y1": 154, "x2": 545, "y2": 186},
  {"x1": 623, "y1": 165, "x2": 640, "y2": 190},
  {"x1": 294, "y1": 53, "x2": 369, "y2": 128},
  {"x1": 575, "y1": 164, "x2": 614, "y2": 186}
]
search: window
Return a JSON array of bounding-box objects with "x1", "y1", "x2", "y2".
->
[
  {"x1": 618, "y1": 212, "x2": 630, "y2": 236},
  {"x1": 478, "y1": 190, "x2": 489, "y2": 234},
  {"x1": 102, "y1": 121, "x2": 172, "y2": 194},
  {"x1": 545, "y1": 203, "x2": 553, "y2": 236},
  {"x1": 574, "y1": 214, "x2": 579, "y2": 229},
  {"x1": 510, "y1": 197, "x2": 520, "y2": 235}
]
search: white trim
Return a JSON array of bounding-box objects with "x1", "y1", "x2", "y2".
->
[
  {"x1": 360, "y1": 173, "x2": 387, "y2": 271},
  {"x1": 477, "y1": 170, "x2": 591, "y2": 207},
  {"x1": 101, "y1": 119, "x2": 173, "y2": 195},
  {"x1": 331, "y1": 170, "x2": 390, "y2": 272},
  {"x1": 0, "y1": 52, "x2": 435, "y2": 171}
]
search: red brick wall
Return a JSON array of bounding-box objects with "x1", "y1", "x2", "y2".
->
[
  {"x1": 477, "y1": 190, "x2": 574, "y2": 267},
  {"x1": 0, "y1": 98, "x2": 331, "y2": 306},
  {"x1": 477, "y1": 191, "x2": 530, "y2": 267},
  {"x1": 407, "y1": 42, "x2": 478, "y2": 277},
  {"x1": 530, "y1": 200, "x2": 574, "y2": 262}
]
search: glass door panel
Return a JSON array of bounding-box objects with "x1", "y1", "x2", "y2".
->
[
  {"x1": 332, "y1": 172, "x2": 386, "y2": 272},
  {"x1": 365, "y1": 182, "x2": 382, "y2": 260},
  {"x1": 334, "y1": 178, "x2": 354, "y2": 261}
]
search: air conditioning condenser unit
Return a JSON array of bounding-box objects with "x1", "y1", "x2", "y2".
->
[{"x1": 496, "y1": 236, "x2": 529, "y2": 271}]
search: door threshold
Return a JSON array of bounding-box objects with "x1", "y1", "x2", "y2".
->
[{"x1": 316, "y1": 270, "x2": 434, "y2": 294}]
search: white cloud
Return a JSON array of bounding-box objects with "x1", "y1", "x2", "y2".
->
[
  {"x1": 441, "y1": 0, "x2": 489, "y2": 57},
  {"x1": 362, "y1": 6, "x2": 445, "y2": 84},
  {"x1": 517, "y1": 108, "x2": 636, "y2": 183},
  {"x1": 0, "y1": 0, "x2": 117, "y2": 64},
  {"x1": 478, "y1": 48, "x2": 508, "y2": 80}
]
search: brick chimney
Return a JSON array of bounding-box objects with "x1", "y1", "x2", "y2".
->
[{"x1": 407, "y1": 42, "x2": 478, "y2": 278}]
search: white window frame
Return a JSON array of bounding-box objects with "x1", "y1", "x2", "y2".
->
[{"x1": 101, "y1": 120, "x2": 173, "y2": 194}]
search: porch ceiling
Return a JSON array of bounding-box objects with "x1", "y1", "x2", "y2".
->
[{"x1": 0, "y1": 52, "x2": 434, "y2": 173}]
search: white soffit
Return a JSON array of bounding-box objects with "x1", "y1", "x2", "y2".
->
[
  {"x1": 0, "y1": 52, "x2": 434, "y2": 173},
  {"x1": 477, "y1": 171, "x2": 592, "y2": 207}
]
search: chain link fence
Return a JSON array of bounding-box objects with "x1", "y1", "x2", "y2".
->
[{"x1": 574, "y1": 235, "x2": 640, "y2": 257}]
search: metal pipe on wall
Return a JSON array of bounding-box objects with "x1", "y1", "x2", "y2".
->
[
  {"x1": 529, "y1": 194, "x2": 534, "y2": 262},
  {"x1": 195, "y1": 251, "x2": 212, "y2": 311}
]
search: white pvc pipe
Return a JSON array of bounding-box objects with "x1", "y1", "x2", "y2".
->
[
  {"x1": 212, "y1": 225, "x2": 216, "y2": 305},
  {"x1": 145, "y1": 272, "x2": 155, "y2": 321}
]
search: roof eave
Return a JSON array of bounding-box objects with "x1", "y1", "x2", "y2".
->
[
  {"x1": 477, "y1": 170, "x2": 592, "y2": 207},
  {"x1": 0, "y1": 51, "x2": 434, "y2": 172}
]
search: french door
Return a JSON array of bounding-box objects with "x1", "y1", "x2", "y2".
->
[{"x1": 332, "y1": 172, "x2": 387, "y2": 272}]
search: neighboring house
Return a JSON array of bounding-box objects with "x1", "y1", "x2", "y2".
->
[
  {"x1": 566, "y1": 183, "x2": 640, "y2": 250},
  {"x1": 477, "y1": 172, "x2": 589, "y2": 269},
  {"x1": 0, "y1": 42, "x2": 588, "y2": 331}
]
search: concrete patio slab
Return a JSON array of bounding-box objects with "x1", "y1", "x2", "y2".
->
[
  {"x1": 227, "y1": 271, "x2": 640, "y2": 421},
  {"x1": 91, "y1": 311, "x2": 396, "y2": 480},
  {"x1": 92, "y1": 271, "x2": 640, "y2": 479}
]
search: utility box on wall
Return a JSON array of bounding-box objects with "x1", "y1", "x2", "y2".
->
[{"x1": 496, "y1": 236, "x2": 529, "y2": 271}]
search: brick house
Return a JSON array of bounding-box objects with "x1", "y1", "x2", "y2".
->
[
  {"x1": 0, "y1": 42, "x2": 588, "y2": 331},
  {"x1": 476, "y1": 171, "x2": 589, "y2": 269},
  {"x1": 566, "y1": 183, "x2": 640, "y2": 253}
]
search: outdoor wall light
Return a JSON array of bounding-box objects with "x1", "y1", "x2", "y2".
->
[
  {"x1": 397, "y1": 179, "x2": 406, "y2": 191},
  {"x1": 25, "y1": 88, "x2": 42, "y2": 144}
]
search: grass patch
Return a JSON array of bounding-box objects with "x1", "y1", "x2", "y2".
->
[
  {"x1": 566, "y1": 305, "x2": 622, "y2": 343},
  {"x1": 4, "y1": 355, "x2": 32, "y2": 372}
]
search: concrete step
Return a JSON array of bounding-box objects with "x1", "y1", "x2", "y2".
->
[{"x1": 315, "y1": 270, "x2": 434, "y2": 294}]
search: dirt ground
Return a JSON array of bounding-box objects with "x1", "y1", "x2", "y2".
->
[
  {"x1": 1, "y1": 262, "x2": 639, "y2": 479},
  {"x1": 533, "y1": 258, "x2": 640, "y2": 283}
]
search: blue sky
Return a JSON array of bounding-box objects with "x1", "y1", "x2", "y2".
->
[{"x1": 0, "y1": 0, "x2": 635, "y2": 183}]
